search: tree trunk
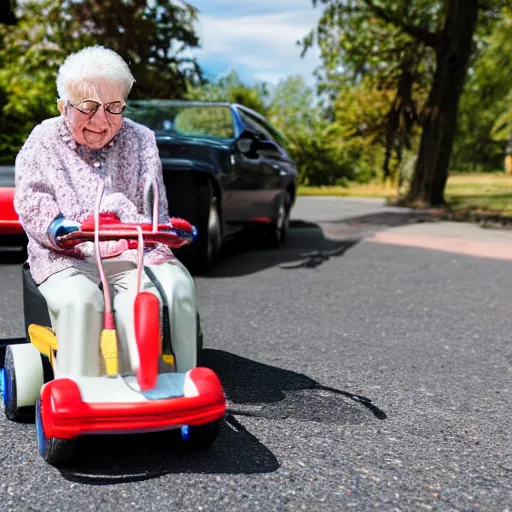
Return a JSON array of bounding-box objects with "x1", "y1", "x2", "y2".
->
[{"x1": 403, "y1": 0, "x2": 479, "y2": 206}]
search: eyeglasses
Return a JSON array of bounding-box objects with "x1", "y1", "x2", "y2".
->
[{"x1": 68, "y1": 100, "x2": 126, "y2": 116}]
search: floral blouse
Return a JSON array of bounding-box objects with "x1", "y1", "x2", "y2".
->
[{"x1": 14, "y1": 116, "x2": 174, "y2": 284}]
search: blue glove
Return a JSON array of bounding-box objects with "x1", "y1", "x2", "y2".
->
[{"x1": 47, "y1": 215, "x2": 80, "y2": 249}]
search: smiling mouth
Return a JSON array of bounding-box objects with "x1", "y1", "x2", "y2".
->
[{"x1": 85, "y1": 128, "x2": 106, "y2": 135}]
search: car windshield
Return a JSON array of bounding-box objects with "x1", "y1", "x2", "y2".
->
[{"x1": 125, "y1": 103, "x2": 235, "y2": 140}]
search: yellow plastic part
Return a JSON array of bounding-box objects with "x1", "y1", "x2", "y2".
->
[
  {"x1": 100, "y1": 330, "x2": 118, "y2": 377},
  {"x1": 162, "y1": 354, "x2": 175, "y2": 365},
  {"x1": 28, "y1": 324, "x2": 58, "y2": 358}
]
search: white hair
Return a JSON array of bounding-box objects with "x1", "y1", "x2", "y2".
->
[{"x1": 56, "y1": 46, "x2": 135, "y2": 103}]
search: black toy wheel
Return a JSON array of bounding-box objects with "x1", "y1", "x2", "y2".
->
[
  {"x1": 36, "y1": 398, "x2": 76, "y2": 465},
  {"x1": 181, "y1": 420, "x2": 221, "y2": 449},
  {"x1": 2, "y1": 346, "x2": 34, "y2": 421},
  {"x1": 196, "y1": 312, "x2": 204, "y2": 366}
]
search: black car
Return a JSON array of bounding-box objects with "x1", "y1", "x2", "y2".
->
[{"x1": 125, "y1": 100, "x2": 298, "y2": 271}]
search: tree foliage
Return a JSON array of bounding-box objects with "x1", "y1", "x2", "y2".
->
[
  {"x1": 267, "y1": 75, "x2": 354, "y2": 186},
  {"x1": 302, "y1": 0, "x2": 433, "y2": 184},
  {"x1": 68, "y1": 0, "x2": 201, "y2": 99},
  {"x1": 305, "y1": 0, "x2": 509, "y2": 206},
  {"x1": 186, "y1": 69, "x2": 269, "y2": 114},
  {"x1": 453, "y1": 7, "x2": 512, "y2": 171},
  {"x1": 0, "y1": 0, "x2": 201, "y2": 163}
]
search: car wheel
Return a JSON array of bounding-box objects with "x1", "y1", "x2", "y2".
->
[
  {"x1": 181, "y1": 419, "x2": 221, "y2": 449},
  {"x1": 36, "y1": 398, "x2": 76, "y2": 465},
  {"x1": 206, "y1": 197, "x2": 222, "y2": 265},
  {"x1": 264, "y1": 191, "x2": 291, "y2": 248},
  {"x1": 194, "y1": 182, "x2": 222, "y2": 272},
  {"x1": 2, "y1": 344, "x2": 45, "y2": 422}
]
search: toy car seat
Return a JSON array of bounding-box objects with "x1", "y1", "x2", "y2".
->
[{"x1": 22, "y1": 262, "x2": 52, "y2": 337}]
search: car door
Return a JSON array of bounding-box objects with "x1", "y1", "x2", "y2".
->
[{"x1": 234, "y1": 110, "x2": 286, "y2": 223}]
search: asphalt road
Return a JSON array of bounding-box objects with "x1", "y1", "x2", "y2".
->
[{"x1": 1, "y1": 197, "x2": 511, "y2": 511}]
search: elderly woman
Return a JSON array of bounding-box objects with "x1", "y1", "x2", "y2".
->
[{"x1": 14, "y1": 46, "x2": 197, "y2": 378}]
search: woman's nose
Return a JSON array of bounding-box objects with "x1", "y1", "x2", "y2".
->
[{"x1": 90, "y1": 106, "x2": 109, "y2": 126}]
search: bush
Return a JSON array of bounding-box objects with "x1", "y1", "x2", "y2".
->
[{"x1": 286, "y1": 130, "x2": 354, "y2": 186}]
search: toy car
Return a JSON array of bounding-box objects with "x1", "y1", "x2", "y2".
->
[{"x1": 0, "y1": 179, "x2": 226, "y2": 465}]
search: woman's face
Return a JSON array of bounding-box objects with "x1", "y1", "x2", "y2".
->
[{"x1": 59, "y1": 78, "x2": 125, "y2": 150}]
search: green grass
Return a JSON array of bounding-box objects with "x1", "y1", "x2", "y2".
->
[{"x1": 298, "y1": 173, "x2": 512, "y2": 216}]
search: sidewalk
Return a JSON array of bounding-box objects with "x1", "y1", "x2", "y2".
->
[
  {"x1": 293, "y1": 196, "x2": 512, "y2": 261},
  {"x1": 367, "y1": 221, "x2": 512, "y2": 260}
]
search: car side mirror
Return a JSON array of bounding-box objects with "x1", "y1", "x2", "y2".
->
[
  {"x1": 235, "y1": 137, "x2": 254, "y2": 154},
  {"x1": 234, "y1": 130, "x2": 259, "y2": 155}
]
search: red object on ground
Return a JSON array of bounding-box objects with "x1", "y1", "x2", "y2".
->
[
  {"x1": 0, "y1": 187, "x2": 23, "y2": 234},
  {"x1": 248, "y1": 217, "x2": 272, "y2": 224},
  {"x1": 39, "y1": 371, "x2": 226, "y2": 439},
  {"x1": 134, "y1": 292, "x2": 160, "y2": 391}
]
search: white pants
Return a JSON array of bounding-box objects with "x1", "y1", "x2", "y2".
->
[{"x1": 38, "y1": 260, "x2": 197, "y2": 377}]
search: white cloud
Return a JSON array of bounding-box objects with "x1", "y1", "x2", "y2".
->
[
  {"x1": 191, "y1": 5, "x2": 322, "y2": 85},
  {"x1": 197, "y1": 12, "x2": 314, "y2": 55},
  {"x1": 194, "y1": 0, "x2": 314, "y2": 16}
]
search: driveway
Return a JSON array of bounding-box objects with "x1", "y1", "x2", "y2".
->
[{"x1": 0, "y1": 196, "x2": 511, "y2": 511}]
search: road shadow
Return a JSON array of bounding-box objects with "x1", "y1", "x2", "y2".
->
[
  {"x1": 202, "y1": 210, "x2": 433, "y2": 278},
  {"x1": 204, "y1": 349, "x2": 387, "y2": 424},
  {"x1": 60, "y1": 412, "x2": 277, "y2": 485},
  {"x1": 0, "y1": 211, "x2": 431, "y2": 276},
  {"x1": 0, "y1": 248, "x2": 26, "y2": 265},
  {"x1": 59, "y1": 349, "x2": 385, "y2": 485}
]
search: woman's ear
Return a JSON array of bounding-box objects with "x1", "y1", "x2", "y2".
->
[{"x1": 57, "y1": 99, "x2": 66, "y2": 116}]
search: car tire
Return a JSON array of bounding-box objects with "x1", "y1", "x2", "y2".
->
[
  {"x1": 264, "y1": 191, "x2": 291, "y2": 248},
  {"x1": 193, "y1": 182, "x2": 222, "y2": 272},
  {"x1": 181, "y1": 419, "x2": 221, "y2": 449},
  {"x1": 2, "y1": 344, "x2": 45, "y2": 422},
  {"x1": 36, "y1": 398, "x2": 76, "y2": 465}
]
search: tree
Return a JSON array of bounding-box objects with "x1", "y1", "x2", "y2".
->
[
  {"x1": 0, "y1": 0, "x2": 202, "y2": 163},
  {"x1": 186, "y1": 69, "x2": 269, "y2": 114},
  {"x1": 303, "y1": 1, "x2": 432, "y2": 185},
  {"x1": 307, "y1": 0, "x2": 507, "y2": 206},
  {"x1": 68, "y1": 0, "x2": 201, "y2": 99},
  {"x1": 267, "y1": 75, "x2": 358, "y2": 185},
  {"x1": 454, "y1": 7, "x2": 512, "y2": 172}
]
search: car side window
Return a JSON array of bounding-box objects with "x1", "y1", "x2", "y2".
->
[
  {"x1": 239, "y1": 110, "x2": 288, "y2": 150},
  {"x1": 250, "y1": 118, "x2": 274, "y2": 143},
  {"x1": 238, "y1": 111, "x2": 264, "y2": 137}
]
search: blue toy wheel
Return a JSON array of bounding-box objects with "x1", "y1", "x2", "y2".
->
[
  {"x1": 35, "y1": 398, "x2": 76, "y2": 465},
  {"x1": 181, "y1": 420, "x2": 221, "y2": 448},
  {"x1": 181, "y1": 425, "x2": 190, "y2": 441},
  {"x1": 0, "y1": 368, "x2": 6, "y2": 404}
]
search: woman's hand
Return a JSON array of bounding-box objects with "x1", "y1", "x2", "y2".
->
[
  {"x1": 47, "y1": 215, "x2": 81, "y2": 250},
  {"x1": 144, "y1": 244, "x2": 174, "y2": 265},
  {"x1": 99, "y1": 192, "x2": 149, "y2": 224},
  {"x1": 98, "y1": 239, "x2": 129, "y2": 259},
  {"x1": 72, "y1": 239, "x2": 130, "y2": 260}
]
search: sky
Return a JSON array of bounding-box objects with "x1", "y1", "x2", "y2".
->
[{"x1": 189, "y1": 0, "x2": 322, "y2": 86}]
